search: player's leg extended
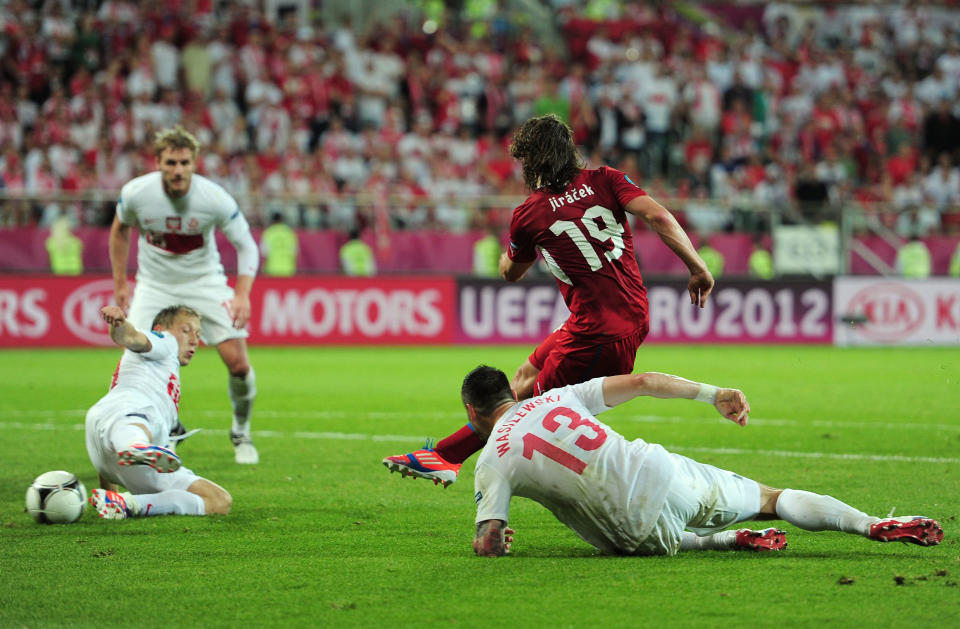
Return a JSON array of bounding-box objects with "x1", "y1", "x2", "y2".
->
[
  {"x1": 680, "y1": 528, "x2": 787, "y2": 551},
  {"x1": 91, "y1": 466, "x2": 228, "y2": 519},
  {"x1": 217, "y1": 338, "x2": 259, "y2": 465},
  {"x1": 89, "y1": 431, "x2": 204, "y2": 519},
  {"x1": 664, "y1": 454, "x2": 786, "y2": 554},
  {"x1": 760, "y1": 486, "x2": 943, "y2": 546},
  {"x1": 380, "y1": 331, "x2": 568, "y2": 487},
  {"x1": 381, "y1": 328, "x2": 599, "y2": 487}
]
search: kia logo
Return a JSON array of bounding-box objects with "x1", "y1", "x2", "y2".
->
[
  {"x1": 62, "y1": 279, "x2": 124, "y2": 346},
  {"x1": 846, "y1": 282, "x2": 924, "y2": 341}
]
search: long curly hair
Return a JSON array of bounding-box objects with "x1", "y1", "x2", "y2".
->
[{"x1": 509, "y1": 114, "x2": 584, "y2": 194}]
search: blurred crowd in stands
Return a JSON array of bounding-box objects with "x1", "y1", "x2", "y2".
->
[{"x1": 2, "y1": 0, "x2": 960, "y2": 239}]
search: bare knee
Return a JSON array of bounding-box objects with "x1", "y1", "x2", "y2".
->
[
  {"x1": 758, "y1": 484, "x2": 783, "y2": 518},
  {"x1": 217, "y1": 339, "x2": 251, "y2": 376},
  {"x1": 204, "y1": 487, "x2": 232, "y2": 515},
  {"x1": 188, "y1": 479, "x2": 232, "y2": 515},
  {"x1": 225, "y1": 358, "x2": 251, "y2": 378}
]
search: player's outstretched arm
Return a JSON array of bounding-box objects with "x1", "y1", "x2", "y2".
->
[
  {"x1": 600, "y1": 373, "x2": 749, "y2": 425},
  {"x1": 109, "y1": 216, "x2": 133, "y2": 312},
  {"x1": 625, "y1": 195, "x2": 714, "y2": 307},
  {"x1": 474, "y1": 519, "x2": 514, "y2": 557},
  {"x1": 100, "y1": 305, "x2": 151, "y2": 353}
]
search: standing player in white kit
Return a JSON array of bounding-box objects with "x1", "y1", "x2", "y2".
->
[
  {"x1": 109, "y1": 126, "x2": 261, "y2": 464},
  {"x1": 86, "y1": 304, "x2": 231, "y2": 519}
]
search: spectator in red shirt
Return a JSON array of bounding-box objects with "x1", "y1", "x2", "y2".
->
[{"x1": 885, "y1": 142, "x2": 918, "y2": 186}]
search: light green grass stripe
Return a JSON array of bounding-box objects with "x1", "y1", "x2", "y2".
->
[
  {"x1": 2, "y1": 409, "x2": 957, "y2": 431},
  {"x1": 3, "y1": 421, "x2": 958, "y2": 464},
  {"x1": 668, "y1": 445, "x2": 960, "y2": 465}
]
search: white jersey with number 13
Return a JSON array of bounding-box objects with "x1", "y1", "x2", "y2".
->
[{"x1": 474, "y1": 377, "x2": 676, "y2": 554}]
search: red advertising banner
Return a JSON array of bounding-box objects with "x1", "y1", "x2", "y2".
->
[
  {"x1": 455, "y1": 278, "x2": 834, "y2": 345},
  {"x1": 0, "y1": 276, "x2": 118, "y2": 346},
  {"x1": 0, "y1": 275, "x2": 456, "y2": 347},
  {"x1": 0, "y1": 275, "x2": 833, "y2": 347},
  {"x1": 250, "y1": 276, "x2": 455, "y2": 345},
  {"x1": 646, "y1": 280, "x2": 833, "y2": 343}
]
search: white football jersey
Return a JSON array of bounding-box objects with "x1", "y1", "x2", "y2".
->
[
  {"x1": 474, "y1": 378, "x2": 676, "y2": 554},
  {"x1": 117, "y1": 172, "x2": 256, "y2": 285},
  {"x1": 90, "y1": 330, "x2": 182, "y2": 442}
]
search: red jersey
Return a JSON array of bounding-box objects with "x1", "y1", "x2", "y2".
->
[{"x1": 508, "y1": 167, "x2": 648, "y2": 341}]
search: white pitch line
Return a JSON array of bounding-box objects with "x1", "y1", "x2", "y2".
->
[
  {"x1": 1, "y1": 409, "x2": 957, "y2": 432},
  {"x1": 667, "y1": 445, "x2": 960, "y2": 465},
  {"x1": 1, "y1": 421, "x2": 958, "y2": 465}
]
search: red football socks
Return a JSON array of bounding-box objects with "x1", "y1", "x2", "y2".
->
[{"x1": 434, "y1": 424, "x2": 484, "y2": 464}]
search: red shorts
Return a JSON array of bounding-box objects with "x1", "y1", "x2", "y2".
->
[{"x1": 529, "y1": 323, "x2": 649, "y2": 396}]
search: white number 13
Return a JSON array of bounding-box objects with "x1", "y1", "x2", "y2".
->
[{"x1": 549, "y1": 205, "x2": 625, "y2": 271}]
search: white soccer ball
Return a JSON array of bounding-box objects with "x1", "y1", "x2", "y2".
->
[{"x1": 25, "y1": 470, "x2": 87, "y2": 524}]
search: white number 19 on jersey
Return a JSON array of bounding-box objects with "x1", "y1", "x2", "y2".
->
[{"x1": 549, "y1": 205, "x2": 625, "y2": 272}]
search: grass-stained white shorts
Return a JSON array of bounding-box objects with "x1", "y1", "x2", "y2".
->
[
  {"x1": 635, "y1": 453, "x2": 762, "y2": 556},
  {"x1": 85, "y1": 402, "x2": 201, "y2": 494}
]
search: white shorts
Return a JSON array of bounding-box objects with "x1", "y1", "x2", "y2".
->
[
  {"x1": 128, "y1": 278, "x2": 247, "y2": 346},
  {"x1": 636, "y1": 453, "x2": 762, "y2": 556},
  {"x1": 85, "y1": 404, "x2": 202, "y2": 495}
]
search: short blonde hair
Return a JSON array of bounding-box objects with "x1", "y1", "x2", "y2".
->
[
  {"x1": 151, "y1": 304, "x2": 201, "y2": 330},
  {"x1": 154, "y1": 125, "x2": 200, "y2": 159}
]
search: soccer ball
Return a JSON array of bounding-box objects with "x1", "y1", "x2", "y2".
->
[{"x1": 25, "y1": 471, "x2": 87, "y2": 524}]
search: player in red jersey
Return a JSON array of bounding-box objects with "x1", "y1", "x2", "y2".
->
[{"x1": 383, "y1": 114, "x2": 713, "y2": 487}]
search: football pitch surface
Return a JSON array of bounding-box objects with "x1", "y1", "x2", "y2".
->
[{"x1": 0, "y1": 344, "x2": 957, "y2": 627}]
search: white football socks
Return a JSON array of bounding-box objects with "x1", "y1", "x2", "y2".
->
[
  {"x1": 775, "y1": 488, "x2": 880, "y2": 536},
  {"x1": 117, "y1": 492, "x2": 142, "y2": 516},
  {"x1": 132, "y1": 490, "x2": 205, "y2": 516},
  {"x1": 680, "y1": 530, "x2": 738, "y2": 550},
  {"x1": 229, "y1": 368, "x2": 256, "y2": 437}
]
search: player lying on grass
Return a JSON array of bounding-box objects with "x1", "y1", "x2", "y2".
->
[
  {"x1": 453, "y1": 366, "x2": 943, "y2": 557},
  {"x1": 84, "y1": 305, "x2": 231, "y2": 519}
]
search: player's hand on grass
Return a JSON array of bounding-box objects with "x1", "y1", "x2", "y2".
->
[
  {"x1": 715, "y1": 388, "x2": 750, "y2": 426},
  {"x1": 474, "y1": 520, "x2": 514, "y2": 557},
  {"x1": 100, "y1": 305, "x2": 127, "y2": 327},
  {"x1": 688, "y1": 269, "x2": 714, "y2": 308}
]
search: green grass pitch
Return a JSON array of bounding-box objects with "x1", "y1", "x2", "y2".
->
[{"x1": 0, "y1": 344, "x2": 958, "y2": 627}]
